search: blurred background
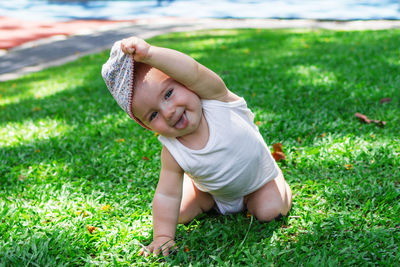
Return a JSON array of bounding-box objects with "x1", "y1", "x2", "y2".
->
[
  {"x1": 1, "y1": 0, "x2": 400, "y2": 21},
  {"x1": 1, "y1": 0, "x2": 399, "y2": 77}
]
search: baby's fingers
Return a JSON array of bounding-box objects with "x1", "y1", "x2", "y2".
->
[
  {"x1": 138, "y1": 247, "x2": 151, "y2": 257},
  {"x1": 138, "y1": 240, "x2": 176, "y2": 257},
  {"x1": 158, "y1": 246, "x2": 170, "y2": 256},
  {"x1": 120, "y1": 41, "x2": 135, "y2": 54},
  {"x1": 160, "y1": 240, "x2": 177, "y2": 256}
]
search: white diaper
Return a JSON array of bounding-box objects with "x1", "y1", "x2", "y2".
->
[{"x1": 212, "y1": 195, "x2": 245, "y2": 215}]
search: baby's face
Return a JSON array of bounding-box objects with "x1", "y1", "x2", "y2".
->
[{"x1": 132, "y1": 68, "x2": 203, "y2": 138}]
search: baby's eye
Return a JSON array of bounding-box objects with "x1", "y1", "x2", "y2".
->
[
  {"x1": 165, "y1": 89, "x2": 173, "y2": 99},
  {"x1": 149, "y1": 111, "x2": 158, "y2": 121}
]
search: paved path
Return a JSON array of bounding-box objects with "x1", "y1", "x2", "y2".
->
[{"x1": 1, "y1": 17, "x2": 400, "y2": 81}]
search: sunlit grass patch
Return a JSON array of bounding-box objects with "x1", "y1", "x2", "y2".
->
[
  {"x1": 0, "y1": 118, "x2": 71, "y2": 147},
  {"x1": 288, "y1": 65, "x2": 337, "y2": 86}
]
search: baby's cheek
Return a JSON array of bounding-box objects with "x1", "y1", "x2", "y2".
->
[{"x1": 154, "y1": 122, "x2": 168, "y2": 133}]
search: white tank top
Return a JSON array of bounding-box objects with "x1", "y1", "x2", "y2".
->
[{"x1": 158, "y1": 98, "x2": 279, "y2": 200}]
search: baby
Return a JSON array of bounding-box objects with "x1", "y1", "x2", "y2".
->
[{"x1": 102, "y1": 36, "x2": 292, "y2": 257}]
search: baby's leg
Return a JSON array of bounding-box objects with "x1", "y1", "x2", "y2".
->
[
  {"x1": 178, "y1": 175, "x2": 215, "y2": 224},
  {"x1": 245, "y1": 169, "x2": 292, "y2": 222}
]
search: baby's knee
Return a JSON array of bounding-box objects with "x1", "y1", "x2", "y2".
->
[
  {"x1": 177, "y1": 214, "x2": 191, "y2": 224},
  {"x1": 249, "y1": 196, "x2": 291, "y2": 222},
  {"x1": 178, "y1": 208, "x2": 191, "y2": 224},
  {"x1": 251, "y1": 205, "x2": 283, "y2": 222}
]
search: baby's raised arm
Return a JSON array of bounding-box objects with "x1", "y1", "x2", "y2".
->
[{"x1": 120, "y1": 37, "x2": 233, "y2": 101}]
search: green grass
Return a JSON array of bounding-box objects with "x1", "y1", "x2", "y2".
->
[{"x1": 1, "y1": 28, "x2": 399, "y2": 266}]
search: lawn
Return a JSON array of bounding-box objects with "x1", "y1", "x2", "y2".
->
[{"x1": 0, "y1": 28, "x2": 399, "y2": 266}]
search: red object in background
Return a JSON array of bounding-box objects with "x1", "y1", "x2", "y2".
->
[{"x1": 0, "y1": 16, "x2": 134, "y2": 50}]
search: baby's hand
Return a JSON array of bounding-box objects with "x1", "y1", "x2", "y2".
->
[
  {"x1": 138, "y1": 236, "x2": 176, "y2": 257},
  {"x1": 120, "y1": 36, "x2": 150, "y2": 62}
]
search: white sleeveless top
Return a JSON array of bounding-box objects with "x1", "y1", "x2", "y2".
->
[{"x1": 158, "y1": 98, "x2": 279, "y2": 200}]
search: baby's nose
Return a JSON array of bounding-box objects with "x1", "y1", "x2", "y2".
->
[{"x1": 161, "y1": 104, "x2": 175, "y2": 121}]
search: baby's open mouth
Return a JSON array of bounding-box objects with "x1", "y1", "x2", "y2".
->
[{"x1": 174, "y1": 111, "x2": 188, "y2": 129}]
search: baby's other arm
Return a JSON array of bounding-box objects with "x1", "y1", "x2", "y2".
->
[
  {"x1": 120, "y1": 37, "x2": 240, "y2": 102},
  {"x1": 139, "y1": 146, "x2": 183, "y2": 257}
]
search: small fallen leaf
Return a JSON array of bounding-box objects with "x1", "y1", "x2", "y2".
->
[
  {"x1": 246, "y1": 212, "x2": 252, "y2": 218},
  {"x1": 34, "y1": 149, "x2": 40, "y2": 153},
  {"x1": 115, "y1": 138, "x2": 125, "y2": 143},
  {"x1": 255, "y1": 121, "x2": 262, "y2": 126},
  {"x1": 184, "y1": 246, "x2": 189, "y2": 252},
  {"x1": 142, "y1": 156, "x2": 149, "y2": 160},
  {"x1": 297, "y1": 137, "x2": 301, "y2": 143},
  {"x1": 344, "y1": 164, "x2": 353, "y2": 170},
  {"x1": 32, "y1": 107, "x2": 41, "y2": 112},
  {"x1": 355, "y1": 112, "x2": 371, "y2": 123},
  {"x1": 355, "y1": 113, "x2": 386, "y2": 127},
  {"x1": 271, "y1": 143, "x2": 286, "y2": 162},
  {"x1": 87, "y1": 225, "x2": 96, "y2": 234},
  {"x1": 320, "y1": 132, "x2": 326, "y2": 138},
  {"x1": 272, "y1": 151, "x2": 286, "y2": 162},
  {"x1": 273, "y1": 143, "x2": 284, "y2": 152},
  {"x1": 380, "y1": 97, "x2": 392, "y2": 104}
]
